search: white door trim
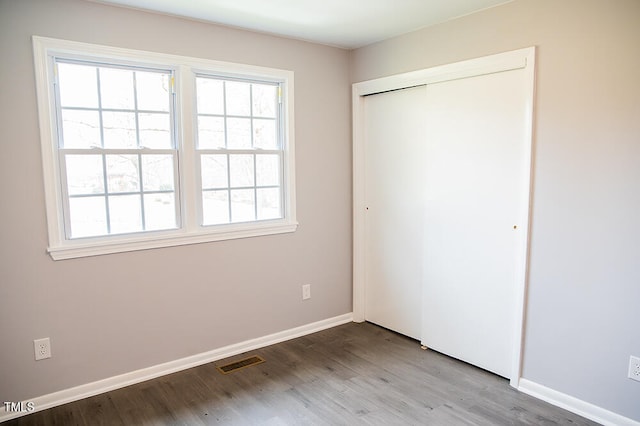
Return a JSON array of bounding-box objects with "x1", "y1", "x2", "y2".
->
[{"x1": 352, "y1": 47, "x2": 536, "y2": 388}]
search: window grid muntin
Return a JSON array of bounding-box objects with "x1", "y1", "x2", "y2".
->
[
  {"x1": 195, "y1": 74, "x2": 284, "y2": 226},
  {"x1": 53, "y1": 58, "x2": 179, "y2": 239}
]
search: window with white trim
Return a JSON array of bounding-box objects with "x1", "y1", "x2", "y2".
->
[{"x1": 33, "y1": 37, "x2": 296, "y2": 260}]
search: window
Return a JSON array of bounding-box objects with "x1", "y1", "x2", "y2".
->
[
  {"x1": 56, "y1": 61, "x2": 178, "y2": 239},
  {"x1": 195, "y1": 76, "x2": 283, "y2": 225},
  {"x1": 33, "y1": 37, "x2": 296, "y2": 260}
]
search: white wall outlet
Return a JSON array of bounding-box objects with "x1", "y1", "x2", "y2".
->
[
  {"x1": 629, "y1": 355, "x2": 640, "y2": 382},
  {"x1": 302, "y1": 284, "x2": 311, "y2": 300},
  {"x1": 34, "y1": 338, "x2": 51, "y2": 361}
]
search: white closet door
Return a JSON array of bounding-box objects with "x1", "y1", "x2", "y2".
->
[
  {"x1": 421, "y1": 69, "x2": 527, "y2": 378},
  {"x1": 363, "y1": 85, "x2": 426, "y2": 340}
]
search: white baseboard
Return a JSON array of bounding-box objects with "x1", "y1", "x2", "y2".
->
[
  {"x1": 518, "y1": 378, "x2": 640, "y2": 426},
  {"x1": 0, "y1": 313, "x2": 353, "y2": 423}
]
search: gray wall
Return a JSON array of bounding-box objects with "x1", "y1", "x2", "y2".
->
[
  {"x1": 0, "y1": 0, "x2": 352, "y2": 402},
  {"x1": 351, "y1": 0, "x2": 640, "y2": 420}
]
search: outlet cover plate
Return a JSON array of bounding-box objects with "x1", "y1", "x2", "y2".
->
[
  {"x1": 629, "y1": 355, "x2": 640, "y2": 382},
  {"x1": 302, "y1": 284, "x2": 311, "y2": 300},
  {"x1": 34, "y1": 338, "x2": 51, "y2": 361}
]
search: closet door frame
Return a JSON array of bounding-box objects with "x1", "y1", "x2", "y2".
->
[{"x1": 352, "y1": 47, "x2": 536, "y2": 389}]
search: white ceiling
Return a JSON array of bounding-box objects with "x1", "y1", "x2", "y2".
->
[{"x1": 93, "y1": 0, "x2": 512, "y2": 49}]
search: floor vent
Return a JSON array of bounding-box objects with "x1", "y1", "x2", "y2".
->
[{"x1": 216, "y1": 355, "x2": 265, "y2": 374}]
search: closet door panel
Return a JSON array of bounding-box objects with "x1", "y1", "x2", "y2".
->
[
  {"x1": 421, "y1": 69, "x2": 528, "y2": 378},
  {"x1": 363, "y1": 86, "x2": 426, "y2": 340}
]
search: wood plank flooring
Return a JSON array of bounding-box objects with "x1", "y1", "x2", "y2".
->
[{"x1": 5, "y1": 322, "x2": 598, "y2": 425}]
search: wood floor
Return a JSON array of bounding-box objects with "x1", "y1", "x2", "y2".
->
[{"x1": 5, "y1": 322, "x2": 597, "y2": 425}]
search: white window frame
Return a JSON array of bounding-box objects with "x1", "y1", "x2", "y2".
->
[{"x1": 33, "y1": 36, "x2": 297, "y2": 260}]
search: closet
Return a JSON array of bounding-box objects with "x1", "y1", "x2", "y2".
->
[{"x1": 353, "y1": 48, "x2": 535, "y2": 384}]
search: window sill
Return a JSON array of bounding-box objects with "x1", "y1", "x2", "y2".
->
[{"x1": 47, "y1": 221, "x2": 298, "y2": 260}]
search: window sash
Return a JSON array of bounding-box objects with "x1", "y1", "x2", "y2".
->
[
  {"x1": 195, "y1": 149, "x2": 284, "y2": 226},
  {"x1": 53, "y1": 59, "x2": 176, "y2": 149},
  {"x1": 58, "y1": 148, "x2": 180, "y2": 239}
]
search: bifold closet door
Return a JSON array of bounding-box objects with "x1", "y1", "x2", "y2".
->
[
  {"x1": 363, "y1": 85, "x2": 426, "y2": 340},
  {"x1": 421, "y1": 69, "x2": 528, "y2": 379}
]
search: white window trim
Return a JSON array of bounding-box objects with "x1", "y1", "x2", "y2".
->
[{"x1": 33, "y1": 36, "x2": 297, "y2": 260}]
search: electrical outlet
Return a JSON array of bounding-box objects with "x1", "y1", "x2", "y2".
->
[
  {"x1": 34, "y1": 338, "x2": 51, "y2": 361},
  {"x1": 629, "y1": 355, "x2": 640, "y2": 382},
  {"x1": 302, "y1": 284, "x2": 311, "y2": 300}
]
